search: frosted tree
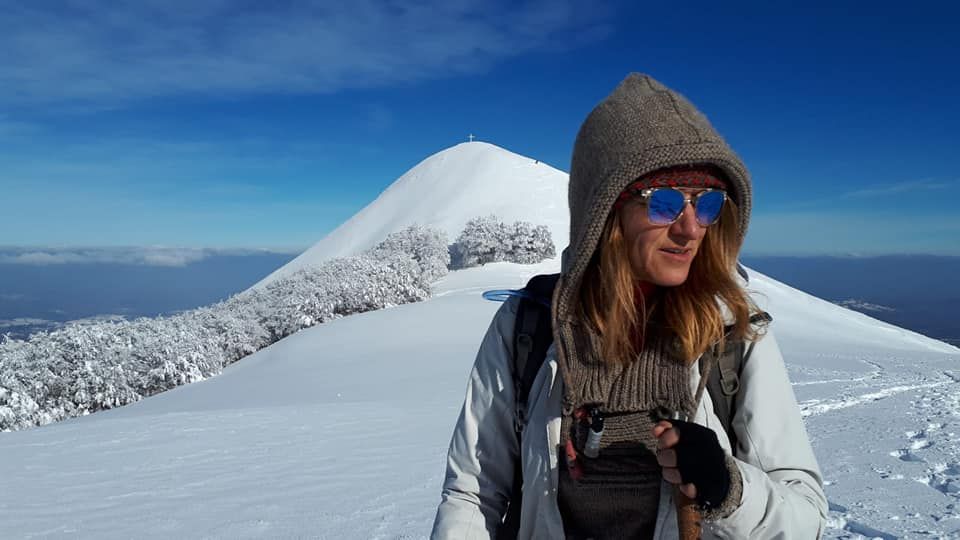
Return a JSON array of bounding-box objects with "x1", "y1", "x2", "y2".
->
[
  {"x1": 450, "y1": 215, "x2": 509, "y2": 268},
  {"x1": 365, "y1": 224, "x2": 450, "y2": 284},
  {"x1": 450, "y1": 216, "x2": 555, "y2": 268},
  {"x1": 507, "y1": 221, "x2": 556, "y2": 264}
]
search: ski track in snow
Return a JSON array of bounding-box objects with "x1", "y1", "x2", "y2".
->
[
  {"x1": 792, "y1": 375, "x2": 871, "y2": 387},
  {"x1": 799, "y1": 381, "x2": 951, "y2": 418}
]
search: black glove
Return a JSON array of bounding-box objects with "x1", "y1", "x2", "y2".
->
[{"x1": 667, "y1": 419, "x2": 731, "y2": 510}]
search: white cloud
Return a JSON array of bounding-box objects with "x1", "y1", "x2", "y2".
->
[
  {"x1": 137, "y1": 249, "x2": 208, "y2": 267},
  {"x1": 0, "y1": 246, "x2": 290, "y2": 266},
  {"x1": 838, "y1": 178, "x2": 957, "y2": 199},
  {"x1": 0, "y1": 317, "x2": 56, "y2": 328},
  {"x1": 0, "y1": 1, "x2": 611, "y2": 106},
  {"x1": 9, "y1": 252, "x2": 70, "y2": 265}
]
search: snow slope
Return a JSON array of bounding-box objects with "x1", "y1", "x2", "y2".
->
[
  {"x1": 254, "y1": 142, "x2": 569, "y2": 288},
  {"x1": 5, "y1": 142, "x2": 960, "y2": 538},
  {"x1": 2, "y1": 260, "x2": 959, "y2": 539}
]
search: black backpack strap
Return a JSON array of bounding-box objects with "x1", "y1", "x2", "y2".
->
[
  {"x1": 513, "y1": 304, "x2": 540, "y2": 432},
  {"x1": 512, "y1": 274, "x2": 560, "y2": 429},
  {"x1": 499, "y1": 273, "x2": 560, "y2": 539}
]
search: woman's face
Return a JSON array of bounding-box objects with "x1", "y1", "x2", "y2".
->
[{"x1": 619, "y1": 188, "x2": 709, "y2": 286}]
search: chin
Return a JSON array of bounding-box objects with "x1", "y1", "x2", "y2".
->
[{"x1": 650, "y1": 268, "x2": 691, "y2": 287}]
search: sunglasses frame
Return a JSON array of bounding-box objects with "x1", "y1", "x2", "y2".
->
[{"x1": 624, "y1": 187, "x2": 728, "y2": 227}]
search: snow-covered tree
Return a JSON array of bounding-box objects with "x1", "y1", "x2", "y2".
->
[
  {"x1": 507, "y1": 221, "x2": 556, "y2": 264},
  {"x1": 450, "y1": 216, "x2": 556, "y2": 269},
  {"x1": 365, "y1": 224, "x2": 450, "y2": 284},
  {"x1": 449, "y1": 215, "x2": 509, "y2": 268}
]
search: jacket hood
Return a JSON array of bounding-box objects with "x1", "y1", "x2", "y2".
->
[{"x1": 555, "y1": 73, "x2": 752, "y2": 322}]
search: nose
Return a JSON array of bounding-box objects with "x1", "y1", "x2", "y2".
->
[{"x1": 670, "y1": 203, "x2": 702, "y2": 240}]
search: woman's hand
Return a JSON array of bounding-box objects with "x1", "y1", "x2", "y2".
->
[{"x1": 653, "y1": 419, "x2": 732, "y2": 510}]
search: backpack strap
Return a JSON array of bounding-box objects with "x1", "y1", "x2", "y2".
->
[
  {"x1": 699, "y1": 311, "x2": 773, "y2": 452},
  {"x1": 499, "y1": 273, "x2": 559, "y2": 539},
  {"x1": 512, "y1": 274, "x2": 561, "y2": 430}
]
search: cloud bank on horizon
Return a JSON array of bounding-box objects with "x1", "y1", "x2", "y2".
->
[{"x1": 0, "y1": 246, "x2": 297, "y2": 267}]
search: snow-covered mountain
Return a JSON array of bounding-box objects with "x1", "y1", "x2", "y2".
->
[
  {"x1": 2, "y1": 143, "x2": 959, "y2": 538},
  {"x1": 254, "y1": 141, "x2": 569, "y2": 288}
]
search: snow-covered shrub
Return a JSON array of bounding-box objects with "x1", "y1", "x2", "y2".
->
[
  {"x1": 0, "y1": 228, "x2": 443, "y2": 432},
  {"x1": 262, "y1": 252, "x2": 430, "y2": 339},
  {"x1": 450, "y1": 215, "x2": 556, "y2": 269},
  {"x1": 366, "y1": 224, "x2": 450, "y2": 284},
  {"x1": 194, "y1": 299, "x2": 271, "y2": 363},
  {"x1": 141, "y1": 356, "x2": 205, "y2": 395}
]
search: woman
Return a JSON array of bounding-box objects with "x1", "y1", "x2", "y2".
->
[{"x1": 432, "y1": 74, "x2": 827, "y2": 539}]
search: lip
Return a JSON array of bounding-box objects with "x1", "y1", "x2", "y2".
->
[{"x1": 659, "y1": 248, "x2": 693, "y2": 261}]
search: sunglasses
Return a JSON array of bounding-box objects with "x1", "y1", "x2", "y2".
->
[{"x1": 624, "y1": 187, "x2": 727, "y2": 226}]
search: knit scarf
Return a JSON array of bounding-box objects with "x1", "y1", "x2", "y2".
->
[{"x1": 555, "y1": 285, "x2": 695, "y2": 539}]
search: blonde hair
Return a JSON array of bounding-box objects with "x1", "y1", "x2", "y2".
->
[{"x1": 577, "y1": 199, "x2": 762, "y2": 364}]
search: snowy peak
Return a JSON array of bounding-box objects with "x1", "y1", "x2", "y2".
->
[{"x1": 255, "y1": 141, "x2": 569, "y2": 288}]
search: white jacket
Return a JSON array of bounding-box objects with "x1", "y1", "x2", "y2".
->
[{"x1": 432, "y1": 297, "x2": 828, "y2": 539}]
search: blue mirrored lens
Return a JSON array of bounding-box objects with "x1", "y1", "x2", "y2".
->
[
  {"x1": 695, "y1": 191, "x2": 725, "y2": 225},
  {"x1": 647, "y1": 189, "x2": 685, "y2": 224}
]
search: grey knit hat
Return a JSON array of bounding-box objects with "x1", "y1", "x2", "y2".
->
[{"x1": 555, "y1": 73, "x2": 752, "y2": 323}]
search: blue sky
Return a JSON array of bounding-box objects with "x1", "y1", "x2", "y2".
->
[{"x1": 2, "y1": 1, "x2": 958, "y2": 256}]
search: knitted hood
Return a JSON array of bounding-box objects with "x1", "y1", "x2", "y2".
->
[{"x1": 555, "y1": 73, "x2": 752, "y2": 323}]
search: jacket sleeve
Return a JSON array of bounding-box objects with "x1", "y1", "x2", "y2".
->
[
  {"x1": 431, "y1": 299, "x2": 520, "y2": 540},
  {"x1": 708, "y1": 328, "x2": 829, "y2": 539}
]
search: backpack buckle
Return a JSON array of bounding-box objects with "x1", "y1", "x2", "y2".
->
[{"x1": 720, "y1": 374, "x2": 740, "y2": 395}]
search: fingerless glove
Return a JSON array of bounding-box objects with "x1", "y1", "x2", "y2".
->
[{"x1": 669, "y1": 419, "x2": 738, "y2": 511}]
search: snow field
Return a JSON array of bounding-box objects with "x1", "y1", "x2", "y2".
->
[
  {"x1": 1, "y1": 291, "x2": 502, "y2": 539},
  {"x1": 785, "y1": 347, "x2": 960, "y2": 537}
]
